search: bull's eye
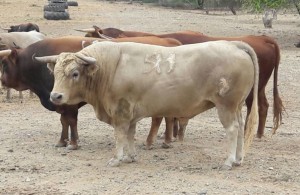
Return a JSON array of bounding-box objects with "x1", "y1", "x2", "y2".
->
[{"x1": 72, "y1": 70, "x2": 79, "y2": 80}]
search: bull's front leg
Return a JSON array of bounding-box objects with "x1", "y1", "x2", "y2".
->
[
  {"x1": 123, "y1": 122, "x2": 138, "y2": 163},
  {"x1": 107, "y1": 122, "x2": 130, "y2": 167}
]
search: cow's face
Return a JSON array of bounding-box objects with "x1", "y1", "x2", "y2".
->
[
  {"x1": 0, "y1": 49, "x2": 27, "y2": 91},
  {"x1": 47, "y1": 53, "x2": 98, "y2": 105}
]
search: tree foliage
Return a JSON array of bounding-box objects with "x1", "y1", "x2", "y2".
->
[{"x1": 242, "y1": 0, "x2": 290, "y2": 12}]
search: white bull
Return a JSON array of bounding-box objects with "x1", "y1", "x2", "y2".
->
[
  {"x1": 36, "y1": 40, "x2": 259, "y2": 169},
  {"x1": 0, "y1": 31, "x2": 46, "y2": 100}
]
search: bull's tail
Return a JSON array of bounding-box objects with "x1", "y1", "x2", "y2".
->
[
  {"x1": 233, "y1": 41, "x2": 259, "y2": 154},
  {"x1": 264, "y1": 37, "x2": 285, "y2": 134}
]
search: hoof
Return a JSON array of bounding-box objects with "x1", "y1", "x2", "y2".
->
[
  {"x1": 66, "y1": 144, "x2": 78, "y2": 150},
  {"x1": 55, "y1": 141, "x2": 67, "y2": 147},
  {"x1": 233, "y1": 162, "x2": 242, "y2": 167},
  {"x1": 143, "y1": 144, "x2": 153, "y2": 150},
  {"x1": 107, "y1": 158, "x2": 121, "y2": 167},
  {"x1": 220, "y1": 164, "x2": 232, "y2": 171},
  {"x1": 123, "y1": 155, "x2": 137, "y2": 163},
  {"x1": 161, "y1": 142, "x2": 173, "y2": 149}
]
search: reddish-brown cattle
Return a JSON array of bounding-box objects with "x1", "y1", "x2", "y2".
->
[{"x1": 75, "y1": 25, "x2": 154, "y2": 39}]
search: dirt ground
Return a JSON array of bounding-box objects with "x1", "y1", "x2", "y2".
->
[{"x1": 0, "y1": 0, "x2": 299, "y2": 194}]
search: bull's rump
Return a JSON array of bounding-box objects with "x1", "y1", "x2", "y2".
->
[{"x1": 98, "y1": 41, "x2": 255, "y2": 118}]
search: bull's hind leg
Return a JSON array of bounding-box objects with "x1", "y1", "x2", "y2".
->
[
  {"x1": 235, "y1": 109, "x2": 245, "y2": 166},
  {"x1": 177, "y1": 118, "x2": 189, "y2": 142},
  {"x1": 217, "y1": 107, "x2": 240, "y2": 170}
]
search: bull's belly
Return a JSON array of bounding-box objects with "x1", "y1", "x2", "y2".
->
[{"x1": 136, "y1": 98, "x2": 215, "y2": 118}]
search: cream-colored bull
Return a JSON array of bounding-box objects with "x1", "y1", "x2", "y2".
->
[{"x1": 36, "y1": 40, "x2": 259, "y2": 170}]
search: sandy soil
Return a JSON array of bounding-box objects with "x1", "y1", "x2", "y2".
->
[{"x1": 0, "y1": 0, "x2": 300, "y2": 194}]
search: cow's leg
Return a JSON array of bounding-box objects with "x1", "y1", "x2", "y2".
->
[
  {"x1": 257, "y1": 88, "x2": 269, "y2": 138},
  {"x1": 29, "y1": 90, "x2": 34, "y2": 98},
  {"x1": 6, "y1": 88, "x2": 11, "y2": 101},
  {"x1": 217, "y1": 107, "x2": 239, "y2": 170},
  {"x1": 18, "y1": 91, "x2": 23, "y2": 100},
  {"x1": 56, "y1": 114, "x2": 69, "y2": 147},
  {"x1": 145, "y1": 117, "x2": 163, "y2": 149},
  {"x1": 234, "y1": 109, "x2": 245, "y2": 166},
  {"x1": 66, "y1": 112, "x2": 79, "y2": 150},
  {"x1": 246, "y1": 88, "x2": 269, "y2": 138},
  {"x1": 162, "y1": 117, "x2": 174, "y2": 148},
  {"x1": 178, "y1": 118, "x2": 189, "y2": 141},
  {"x1": 108, "y1": 122, "x2": 130, "y2": 167},
  {"x1": 123, "y1": 122, "x2": 137, "y2": 163},
  {"x1": 173, "y1": 118, "x2": 179, "y2": 138}
]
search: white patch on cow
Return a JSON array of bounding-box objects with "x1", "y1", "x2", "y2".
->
[
  {"x1": 144, "y1": 52, "x2": 176, "y2": 74},
  {"x1": 144, "y1": 53, "x2": 162, "y2": 74},
  {"x1": 218, "y1": 77, "x2": 230, "y2": 97},
  {"x1": 166, "y1": 53, "x2": 175, "y2": 73}
]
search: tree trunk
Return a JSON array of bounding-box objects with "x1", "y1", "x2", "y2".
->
[{"x1": 293, "y1": 0, "x2": 300, "y2": 15}]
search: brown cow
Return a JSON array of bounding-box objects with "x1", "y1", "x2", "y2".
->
[{"x1": 75, "y1": 25, "x2": 154, "y2": 39}]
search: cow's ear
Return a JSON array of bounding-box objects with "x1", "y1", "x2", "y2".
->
[
  {"x1": 47, "y1": 63, "x2": 55, "y2": 73},
  {"x1": 85, "y1": 63, "x2": 99, "y2": 76},
  {"x1": 11, "y1": 49, "x2": 18, "y2": 58}
]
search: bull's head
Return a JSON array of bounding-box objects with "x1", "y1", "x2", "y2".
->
[
  {"x1": 0, "y1": 49, "x2": 26, "y2": 90},
  {"x1": 35, "y1": 53, "x2": 98, "y2": 105}
]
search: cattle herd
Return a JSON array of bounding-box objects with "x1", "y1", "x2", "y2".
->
[{"x1": 0, "y1": 22, "x2": 285, "y2": 170}]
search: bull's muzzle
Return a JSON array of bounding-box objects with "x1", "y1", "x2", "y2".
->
[{"x1": 50, "y1": 92, "x2": 63, "y2": 105}]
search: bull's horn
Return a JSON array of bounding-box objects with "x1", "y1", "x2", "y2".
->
[
  {"x1": 75, "y1": 53, "x2": 96, "y2": 65},
  {"x1": 34, "y1": 55, "x2": 58, "y2": 63},
  {"x1": 74, "y1": 28, "x2": 95, "y2": 33},
  {"x1": 0, "y1": 49, "x2": 11, "y2": 57},
  {"x1": 97, "y1": 32, "x2": 112, "y2": 40}
]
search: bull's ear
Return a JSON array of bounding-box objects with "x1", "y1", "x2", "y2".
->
[
  {"x1": 47, "y1": 63, "x2": 55, "y2": 73},
  {"x1": 10, "y1": 49, "x2": 18, "y2": 59}
]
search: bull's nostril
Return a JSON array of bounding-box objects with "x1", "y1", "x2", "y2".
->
[{"x1": 56, "y1": 94, "x2": 62, "y2": 100}]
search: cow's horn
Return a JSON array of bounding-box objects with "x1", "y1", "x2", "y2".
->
[
  {"x1": 97, "y1": 32, "x2": 112, "y2": 40},
  {"x1": 75, "y1": 53, "x2": 96, "y2": 65},
  {"x1": 0, "y1": 49, "x2": 11, "y2": 57},
  {"x1": 34, "y1": 55, "x2": 58, "y2": 63},
  {"x1": 74, "y1": 28, "x2": 95, "y2": 33}
]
